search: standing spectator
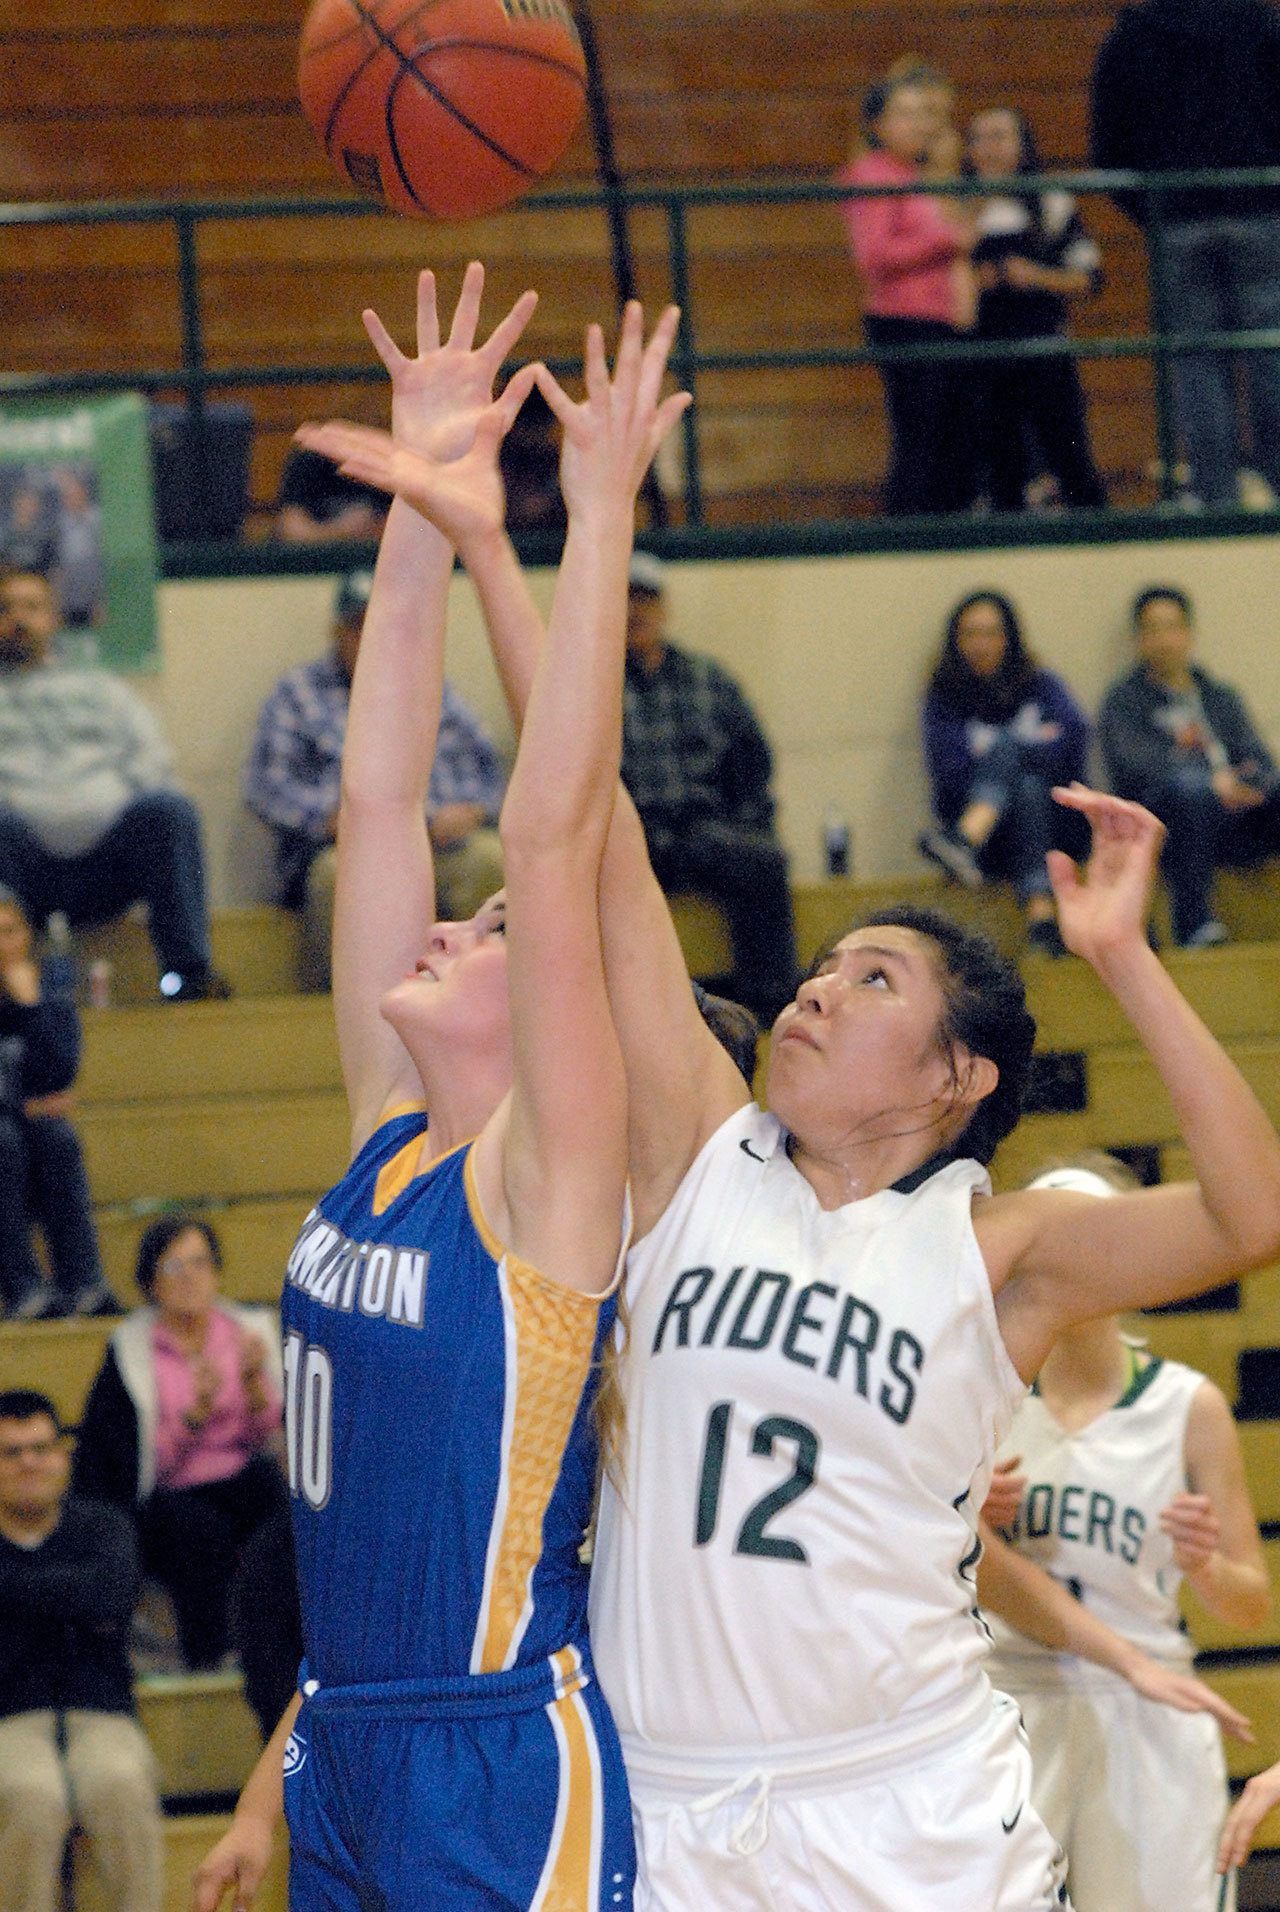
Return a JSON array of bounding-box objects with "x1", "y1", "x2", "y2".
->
[
  {"x1": 244, "y1": 569, "x2": 506, "y2": 990},
  {"x1": 621, "y1": 552, "x2": 798, "y2": 1020},
  {"x1": 0, "y1": 568, "x2": 230, "y2": 1002},
  {"x1": 0, "y1": 887, "x2": 114, "y2": 1321},
  {"x1": 73, "y1": 1215, "x2": 286, "y2": 1671},
  {"x1": 1091, "y1": 0, "x2": 1280, "y2": 508},
  {"x1": 272, "y1": 445, "x2": 388, "y2": 545},
  {"x1": 966, "y1": 108, "x2": 1109, "y2": 512},
  {"x1": 919, "y1": 589, "x2": 1090, "y2": 954},
  {"x1": 839, "y1": 72, "x2": 980, "y2": 514},
  {"x1": 50, "y1": 469, "x2": 105, "y2": 630},
  {"x1": 0, "y1": 1387, "x2": 163, "y2": 1912},
  {"x1": 1099, "y1": 584, "x2": 1280, "y2": 946}
]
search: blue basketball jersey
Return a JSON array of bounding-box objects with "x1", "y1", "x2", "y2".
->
[{"x1": 281, "y1": 1108, "x2": 618, "y2": 1688}]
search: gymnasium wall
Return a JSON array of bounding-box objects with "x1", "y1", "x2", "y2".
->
[
  {"x1": 145, "y1": 531, "x2": 1280, "y2": 906},
  {"x1": 1, "y1": 0, "x2": 1157, "y2": 515}
]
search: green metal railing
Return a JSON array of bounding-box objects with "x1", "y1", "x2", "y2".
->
[{"x1": 4, "y1": 166, "x2": 1280, "y2": 564}]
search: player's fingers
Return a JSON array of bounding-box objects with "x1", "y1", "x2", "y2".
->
[
  {"x1": 362, "y1": 307, "x2": 406, "y2": 372},
  {"x1": 415, "y1": 268, "x2": 441, "y2": 354},
  {"x1": 635, "y1": 305, "x2": 682, "y2": 414},
  {"x1": 1203, "y1": 1687, "x2": 1254, "y2": 1742},
  {"x1": 1219, "y1": 1785, "x2": 1269, "y2": 1870},
  {"x1": 646, "y1": 389, "x2": 693, "y2": 457},
  {"x1": 483, "y1": 289, "x2": 539, "y2": 374},
  {"x1": 611, "y1": 299, "x2": 645, "y2": 395},
  {"x1": 530, "y1": 363, "x2": 579, "y2": 428},
  {"x1": 494, "y1": 362, "x2": 542, "y2": 433},
  {"x1": 583, "y1": 321, "x2": 610, "y2": 404},
  {"x1": 1044, "y1": 848, "x2": 1078, "y2": 904},
  {"x1": 447, "y1": 260, "x2": 486, "y2": 350}
]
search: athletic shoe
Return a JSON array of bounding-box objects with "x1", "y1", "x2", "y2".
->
[
  {"x1": 1026, "y1": 918, "x2": 1068, "y2": 958},
  {"x1": 1181, "y1": 919, "x2": 1230, "y2": 949},
  {"x1": 159, "y1": 967, "x2": 234, "y2": 1002},
  {"x1": 8, "y1": 1288, "x2": 67, "y2": 1322},
  {"x1": 918, "y1": 826, "x2": 983, "y2": 890},
  {"x1": 69, "y1": 1283, "x2": 125, "y2": 1318}
]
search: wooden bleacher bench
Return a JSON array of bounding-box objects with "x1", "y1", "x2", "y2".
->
[
  {"x1": 72, "y1": 1812, "x2": 288, "y2": 1912},
  {"x1": 137, "y1": 1669, "x2": 263, "y2": 1801},
  {"x1": 70, "y1": 908, "x2": 303, "y2": 1004}
]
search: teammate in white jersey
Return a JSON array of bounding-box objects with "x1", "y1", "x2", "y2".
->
[
  {"x1": 983, "y1": 1156, "x2": 1269, "y2": 1911},
  {"x1": 295, "y1": 360, "x2": 1280, "y2": 1908}
]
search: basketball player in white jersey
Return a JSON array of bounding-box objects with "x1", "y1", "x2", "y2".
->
[
  {"x1": 286, "y1": 362, "x2": 1280, "y2": 1908},
  {"x1": 982, "y1": 1156, "x2": 1269, "y2": 1910}
]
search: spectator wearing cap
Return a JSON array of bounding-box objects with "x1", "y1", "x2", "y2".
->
[
  {"x1": 622, "y1": 554, "x2": 799, "y2": 1021},
  {"x1": 0, "y1": 567, "x2": 230, "y2": 1003},
  {"x1": 244, "y1": 570, "x2": 507, "y2": 989}
]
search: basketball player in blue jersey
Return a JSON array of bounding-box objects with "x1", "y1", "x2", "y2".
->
[
  {"x1": 193, "y1": 268, "x2": 689, "y2": 1912},
  {"x1": 574, "y1": 817, "x2": 1280, "y2": 1912},
  {"x1": 278, "y1": 372, "x2": 1280, "y2": 1905}
]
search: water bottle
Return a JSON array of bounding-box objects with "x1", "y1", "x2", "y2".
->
[
  {"x1": 43, "y1": 912, "x2": 79, "y2": 1001},
  {"x1": 822, "y1": 806, "x2": 851, "y2": 879}
]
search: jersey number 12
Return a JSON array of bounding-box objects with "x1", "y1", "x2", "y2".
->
[{"x1": 694, "y1": 1399, "x2": 821, "y2": 1562}]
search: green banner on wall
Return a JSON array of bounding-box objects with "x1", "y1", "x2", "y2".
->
[{"x1": 0, "y1": 392, "x2": 159, "y2": 672}]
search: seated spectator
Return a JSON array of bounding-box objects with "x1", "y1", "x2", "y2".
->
[
  {"x1": 272, "y1": 445, "x2": 388, "y2": 545},
  {"x1": 1100, "y1": 585, "x2": 1280, "y2": 946},
  {"x1": 0, "y1": 1387, "x2": 163, "y2": 1912},
  {"x1": 839, "y1": 72, "x2": 980, "y2": 515},
  {"x1": 965, "y1": 108, "x2": 1108, "y2": 512},
  {"x1": 919, "y1": 590, "x2": 1089, "y2": 955},
  {"x1": 244, "y1": 569, "x2": 505, "y2": 989},
  {"x1": 73, "y1": 1215, "x2": 286, "y2": 1672},
  {"x1": 0, "y1": 568, "x2": 230, "y2": 1002},
  {"x1": 622, "y1": 553, "x2": 798, "y2": 1020},
  {"x1": 0, "y1": 887, "x2": 115, "y2": 1321}
]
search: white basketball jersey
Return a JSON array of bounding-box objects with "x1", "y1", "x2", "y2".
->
[
  {"x1": 589, "y1": 1104, "x2": 1026, "y2": 1753},
  {"x1": 985, "y1": 1355, "x2": 1206, "y2": 1692}
]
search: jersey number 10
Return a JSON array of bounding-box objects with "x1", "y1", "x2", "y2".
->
[{"x1": 284, "y1": 1329, "x2": 333, "y2": 1511}]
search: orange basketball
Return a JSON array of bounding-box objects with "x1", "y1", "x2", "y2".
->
[{"x1": 298, "y1": 0, "x2": 588, "y2": 220}]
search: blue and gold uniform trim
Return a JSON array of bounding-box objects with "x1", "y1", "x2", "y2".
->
[{"x1": 463, "y1": 1148, "x2": 617, "y2": 1675}]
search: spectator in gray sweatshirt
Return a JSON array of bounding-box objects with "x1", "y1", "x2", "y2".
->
[{"x1": 0, "y1": 568, "x2": 229, "y2": 1001}]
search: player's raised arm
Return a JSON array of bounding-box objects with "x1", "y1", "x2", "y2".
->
[
  {"x1": 469, "y1": 305, "x2": 692, "y2": 1287},
  {"x1": 983, "y1": 786, "x2": 1280, "y2": 1377},
  {"x1": 295, "y1": 263, "x2": 537, "y2": 1154}
]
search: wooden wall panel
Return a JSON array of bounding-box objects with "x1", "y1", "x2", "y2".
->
[{"x1": 0, "y1": 0, "x2": 1167, "y2": 516}]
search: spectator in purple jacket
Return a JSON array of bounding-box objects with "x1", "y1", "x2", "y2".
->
[{"x1": 918, "y1": 591, "x2": 1090, "y2": 954}]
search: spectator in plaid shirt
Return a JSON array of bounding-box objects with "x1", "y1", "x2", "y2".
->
[
  {"x1": 622, "y1": 552, "x2": 798, "y2": 1020},
  {"x1": 244, "y1": 570, "x2": 506, "y2": 989}
]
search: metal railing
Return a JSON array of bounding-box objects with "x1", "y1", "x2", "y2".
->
[{"x1": 4, "y1": 166, "x2": 1280, "y2": 553}]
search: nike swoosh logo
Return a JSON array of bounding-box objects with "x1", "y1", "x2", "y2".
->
[
  {"x1": 1001, "y1": 1806, "x2": 1023, "y2": 1835},
  {"x1": 740, "y1": 1139, "x2": 767, "y2": 1163}
]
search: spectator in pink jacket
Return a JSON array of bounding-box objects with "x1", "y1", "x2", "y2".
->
[{"x1": 839, "y1": 74, "x2": 980, "y2": 514}]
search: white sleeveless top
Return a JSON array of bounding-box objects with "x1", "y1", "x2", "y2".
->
[
  {"x1": 589, "y1": 1104, "x2": 1026, "y2": 1755},
  {"x1": 985, "y1": 1355, "x2": 1206, "y2": 1694}
]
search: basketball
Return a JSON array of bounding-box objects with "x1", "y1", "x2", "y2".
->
[{"x1": 298, "y1": 0, "x2": 588, "y2": 221}]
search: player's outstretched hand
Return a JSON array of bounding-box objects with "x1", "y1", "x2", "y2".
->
[
  {"x1": 980, "y1": 1456, "x2": 1025, "y2": 1532},
  {"x1": 1124, "y1": 1652, "x2": 1253, "y2": 1742},
  {"x1": 191, "y1": 1812, "x2": 275, "y2": 1912},
  {"x1": 1159, "y1": 1491, "x2": 1221, "y2": 1574},
  {"x1": 1218, "y1": 1759, "x2": 1280, "y2": 1873},
  {"x1": 532, "y1": 301, "x2": 691, "y2": 520},
  {"x1": 365, "y1": 260, "x2": 537, "y2": 458},
  {"x1": 1046, "y1": 786, "x2": 1164, "y2": 970}
]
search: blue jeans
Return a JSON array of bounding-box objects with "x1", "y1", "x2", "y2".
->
[
  {"x1": 0, "y1": 790, "x2": 213, "y2": 976},
  {"x1": 0, "y1": 1110, "x2": 102, "y2": 1309},
  {"x1": 962, "y1": 736, "x2": 1069, "y2": 907},
  {"x1": 1160, "y1": 216, "x2": 1280, "y2": 505},
  {"x1": 1146, "y1": 765, "x2": 1280, "y2": 943}
]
